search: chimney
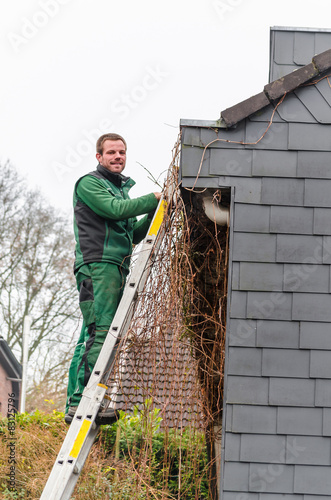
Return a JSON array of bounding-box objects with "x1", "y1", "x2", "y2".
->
[{"x1": 269, "y1": 26, "x2": 331, "y2": 83}]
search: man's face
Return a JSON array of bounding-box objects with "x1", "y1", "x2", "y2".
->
[{"x1": 96, "y1": 139, "x2": 126, "y2": 174}]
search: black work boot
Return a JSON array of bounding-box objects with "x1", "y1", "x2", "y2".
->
[{"x1": 64, "y1": 405, "x2": 118, "y2": 425}]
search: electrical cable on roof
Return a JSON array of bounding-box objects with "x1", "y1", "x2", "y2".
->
[{"x1": 186, "y1": 92, "x2": 288, "y2": 192}]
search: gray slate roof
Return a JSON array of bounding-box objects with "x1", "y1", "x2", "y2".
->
[
  {"x1": 0, "y1": 336, "x2": 22, "y2": 380},
  {"x1": 221, "y1": 49, "x2": 331, "y2": 128},
  {"x1": 113, "y1": 330, "x2": 203, "y2": 429}
]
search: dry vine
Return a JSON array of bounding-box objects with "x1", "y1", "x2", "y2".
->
[{"x1": 107, "y1": 135, "x2": 229, "y2": 499}]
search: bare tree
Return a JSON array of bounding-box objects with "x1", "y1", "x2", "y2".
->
[{"x1": 0, "y1": 160, "x2": 80, "y2": 409}]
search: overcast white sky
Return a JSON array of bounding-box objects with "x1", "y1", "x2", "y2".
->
[{"x1": 1, "y1": 0, "x2": 331, "y2": 213}]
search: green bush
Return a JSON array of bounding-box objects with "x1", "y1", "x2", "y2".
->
[{"x1": 98, "y1": 401, "x2": 210, "y2": 499}]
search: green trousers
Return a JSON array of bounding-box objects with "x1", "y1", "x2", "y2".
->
[{"x1": 66, "y1": 262, "x2": 127, "y2": 412}]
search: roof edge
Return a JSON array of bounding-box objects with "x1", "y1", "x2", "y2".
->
[
  {"x1": 0, "y1": 337, "x2": 22, "y2": 378},
  {"x1": 179, "y1": 118, "x2": 226, "y2": 129},
  {"x1": 270, "y1": 26, "x2": 331, "y2": 33}
]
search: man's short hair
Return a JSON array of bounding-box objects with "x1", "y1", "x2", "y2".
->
[{"x1": 96, "y1": 133, "x2": 127, "y2": 154}]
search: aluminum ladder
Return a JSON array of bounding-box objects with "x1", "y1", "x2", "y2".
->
[{"x1": 40, "y1": 191, "x2": 170, "y2": 500}]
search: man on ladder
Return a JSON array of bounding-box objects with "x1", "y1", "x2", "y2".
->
[{"x1": 65, "y1": 132, "x2": 162, "y2": 424}]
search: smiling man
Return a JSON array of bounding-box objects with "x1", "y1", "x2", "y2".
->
[{"x1": 65, "y1": 133, "x2": 161, "y2": 424}]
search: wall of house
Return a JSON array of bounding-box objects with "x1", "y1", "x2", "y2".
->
[
  {"x1": 180, "y1": 68, "x2": 331, "y2": 497},
  {"x1": 0, "y1": 362, "x2": 15, "y2": 416}
]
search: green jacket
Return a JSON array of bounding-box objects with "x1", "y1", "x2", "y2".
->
[{"x1": 73, "y1": 164, "x2": 158, "y2": 273}]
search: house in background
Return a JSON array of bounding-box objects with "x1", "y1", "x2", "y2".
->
[
  {"x1": 179, "y1": 27, "x2": 331, "y2": 498},
  {"x1": 0, "y1": 337, "x2": 22, "y2": 415}
]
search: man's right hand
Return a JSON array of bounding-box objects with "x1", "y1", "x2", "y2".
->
[{"x1": 153, "y1": 192, "x2": 162, "y2": 201}]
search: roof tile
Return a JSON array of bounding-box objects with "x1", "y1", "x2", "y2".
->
[
  {"x1": 221, "y1": 92, "x2": 269, "y2": 128},
  {"x1": 313, "y1": 48, "x2": 331, "y2": 73},
  {"x1": 264, "y1": 63, "x2": 318, "y2": 100}
]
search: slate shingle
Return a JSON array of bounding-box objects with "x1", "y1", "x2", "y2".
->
[
  {"x1": 257, "y1": 320, "x2": 300, "y2": 349},
  {"x1": 294, "y1": 465, "x2": 331, "y2": 494},
  {"x1": 277, "y1": 407, "x2": 323, "y2": 436},
  {"x1": 234, "y1": 203, "x2": 270, "y2": 233},
  {"x1": 269, "y1": 378, "x2": 315, "y2": 407},
  {"x1": 231, "y1": 404, "x2": 277, "y2": 434}
]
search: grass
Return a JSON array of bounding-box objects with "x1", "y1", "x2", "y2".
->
[{"x1": 0, "y1": 407, "x2": 211, "y2": 500}]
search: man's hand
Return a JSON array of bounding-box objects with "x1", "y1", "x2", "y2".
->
[{"x1": 153, "y1": 192, "x2": 162, "y2": 201}]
